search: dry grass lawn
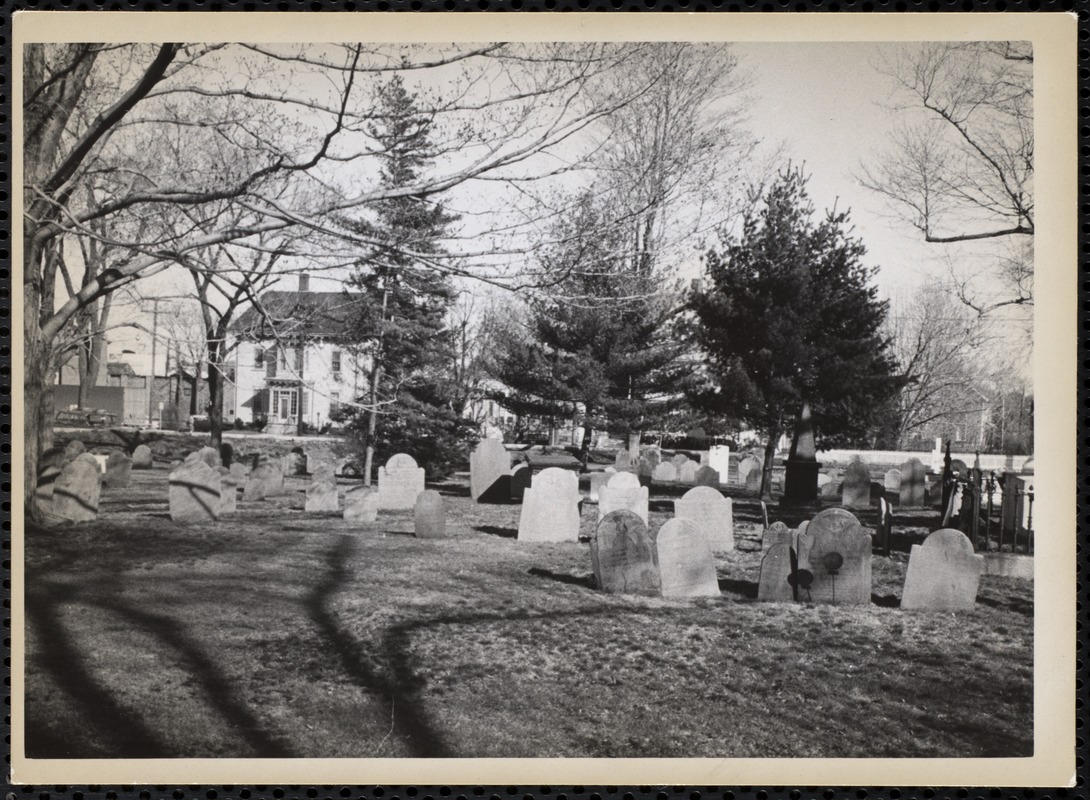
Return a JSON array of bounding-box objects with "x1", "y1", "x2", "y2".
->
[{"x1": 23, "y1": 466, "x2": 1033, "y2": 760}]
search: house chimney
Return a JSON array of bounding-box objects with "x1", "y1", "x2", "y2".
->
[{"x1": 299, "y1": 273, "x2": 310, "y2": 292}]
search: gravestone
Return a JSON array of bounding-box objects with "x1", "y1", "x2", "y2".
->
[
  {"x1": 745, "y1": 467, "x2": 761, "y2": 492},
  {"x1": 899, "y1": 458, "x2": 928, "y2": 507},
  {"x1": 884, "y1": 468, "x2": 902, "y2": 494},
  {"x1": 52, "y1": 454, "x2": 101, "y2": 522},
  {"x1": 377, "y1": 453, "x2": 426, "y2": 510},
  {"x1": 219, "y1": 442, "x2": 234, "y2": 468},
  {"x1": 597, "y1": 471, "x2": 649, "y2": 524},
  {"x1": 509, "y1": 463, "x2": 532, "y2": 502},
  {"x1": 230, "y1": 462, "x2": 250, "y2": 481},
  {"x1": 289, "y1": 448, "x2": 307, "y2": 475},
  {"x1": 63, "y1": 440, "x2": 86, "y2": 462},
  {"x1": 132, "y1": 444, "x2": 153, "y2": 469},
  {"x1": 678, "y1": 460, "x2": 699, "y2": 485},
  {"x1": 414, "y1": 490, "x2": 446, "y2": 538},
  {"x1": 169, "y1": 460, "x2": 222, "y2": 524},
  {"x1": 35, "y1": 448, "x2": 66, "y2": 518},
  {"x1": 591, "y1": 510, "x2": 661, "y2": 596},
  {"x1": 160, "y1": 402, "x2": 183, "y2": 431},
  {"x1": 694, "y1": 465, "x2": 720, "y2": 488},
  {"x1": 642, "y1": 448, "x2": 662, "y2": 470},
  {"x1": 344, "y1": 487, "x2": 380, "y2": 523},
  {"x1": 518, "y1": 467, "x2": 581, "y2": 543},
  {"x1": 758, "y1": 542, "x2": 795, "y2": 602},
  {"x1": 949, "y1": 458, "x2": 969, "y2": 477},
  {"x1": 762, "y1": 520, "x2": 792, "y2": 550},
  {"x1": 653, "y1": 462, "x2": 678, "y2": 483},
  {"x1": 841, "y1": 459, "x2": 871, "y2": 508},
  {"x1": 737, "y1": 455, "x2": 761, "y2": 487},
  {"x1": 604, "y1": 467, "x2": 617, "y2": 476},
  {"x1": 103, "y1": 451, "x2": 132, "y2": 489},
  {"x1": 217, "y1": 466, "x2": 239, "y2": 515},
  {"x1": 795, "y1": 508, "x2": 871, "y2": 605},
  {"x1": 614, "y1": 450, "x2": 632, "y2": 471},
  {"x1": 637, "y1": 458, "x2": 654, "y2": 484},
  {"x1": 243, "y1": 463, "x2": 282, "y2": 501},
  {"x1": 820, "y1": 479, "x2": 840, "y2": 499},
  {"x1": 471, "y1": 439, "x2": 512, "y2": 502},
  {"x1": 674, "y1": 486, "x2": 734, "y2": 552},
  {"x1": 901, "y1": 528, "x2": 985, "y2": 611},
  {"x1": 305, "y1": 469, "x2": 340, "y2": 512},
  {"x1": 670, "y1": 454, "x2": 691, "y2": 470},
  {"x1": 707, "y1": 445, "x2": 731, "y2": 480},
  {"x1": 656, "y1": 518, "x2": 720, "y2": 598},
  {"x1": 196, "y1": 446, "x2": 221, "y2": 469},
  {"x1": 588, "y1": 472, "x2": 610, "y2": 502}
]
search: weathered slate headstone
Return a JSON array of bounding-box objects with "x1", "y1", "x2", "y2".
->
[
  {"x1": 243, "y1": 463, "x2": 282, "y2": 501},
  {"x1": 642, "y1": 448, "x2": 662, "y2": 470},
  {"x1": 737, "y1": 455, "x2": 761, "y2": 486},
  {"x1": 63, "y1": 440, "x2": 86, "y2": 463},
  {"x1": 678, "y1": 460, "x2": 699, "y2": 485},
  {"x1": 820, "y1": 479, "x2": 840, "y2": 498},
  {"x1": 344, "y1": 487, "x2": 380, "y2": 523},
  {"x1": 132, "y1": 444, "x2": 153, "y2": 469},
  {"x1": 588, "y1": 471, "x2": 610, "y2": 502},
  {"x1": 884, "y1": 468, "x2": 902, "y2": 494},
  {"x1": 899, "y1": 457, "x2": 928, "y2": 507},
  {"x1": 103, "y1": 451, "x2": 132, "y2": 489},
  {"x1": 795, "y1": 508, "x2": 871, "y2": 605},
  {"x1": 196, "y1": 446, "x2": 221, "y2": 469},
  {"x1": 762, "y1": 520, "x2": 792, "y2": 550},
  {"x1": 670, "y1": 454, "x2": 691, "y2": 470},
  {"x1": 901, "y1": 528, "x2": 985, "y2": 611},
  {"x1": 471, "y1": 439, "x2": 512, "y2": 502},
  {"x1": 674, "y1": 486, "x2": 734, "y2": 552},
  {"x1": 305, "y1": 469, "x2": 340, "y2": 512},
  {"x1": 414, "y1": 489, "x2": 446, "y2": 538},
  {"x1": 217, "y1": 466, "x2": 239, "y2": 515},
  {"x1": 377, "y1": 453, "x2": 426, "y2": 510},
  {"x1": 52, "y1": 454, "x2": 101, "y2": 522},
  {"x1": 758, "y1": 542, "x2": 795, "y2": 602},
  {"x1": 169, "y1": 460, "x2": 221, "y2": 524},
  {"x1": 693, "y1": 465, "x2": 720, "y2": 488},
  {"x1": 598, "y1": 471, "x2": 649, "y2": 524},
  {"x1": 230, "y1": 462, "x2": 250, "y2": 481},
  {"x1": 656, "y1": 518, "x2": 720, "y2": 598},
  {"x1": 518, "y1": 467, "x2": 581, "y2": 542},
  {"x1": 614, "y1": 450, "x2": 632, "y2": 471},
  {"x1": 219, "y1": 442, "x2": 234, "y2": 468},
  {"x1": 745, "y1": 467, "x2": 761, "y2": 492},
  {"x1": 637, "y1": 458, "x2": 654, "y2": 483},
  {"x1": 591, "y1": 510, "x2": 661, "y2": 596},
  {"x1": 841, "y1": 459, "x2": 871, "y2": 508},
  {"x1": 509, "y1": 463, "x2": 532, "y2": 502},
  {"x1": 653, "y1": 462, "x2": 678, "y2": 483}
]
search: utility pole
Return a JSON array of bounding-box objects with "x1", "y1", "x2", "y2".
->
[{"x1": 147, "y1": 298, "x2": 160, "y2": 427}]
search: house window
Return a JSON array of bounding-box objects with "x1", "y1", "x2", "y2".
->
[
  {"x1": 331, "y1": 350, "x2": 342, "y2": 374},
  {"x1": 330, "y1": 392, "x2": 340, "y2": 415},
  {"x1": 255, "y1": 347, "x2": 264, "y2": 368}
]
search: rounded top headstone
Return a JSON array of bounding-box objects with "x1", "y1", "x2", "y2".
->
[
  {"x1": 809, "y1": 506, "x2": 863, "y2": 534},
  {"x1": 607, "y1": 471, "x2": 641, "y2": 490},
  {"x1": 595, "y1": 509, "x2": 648, "y2": 538},
  {"x1": 386, "y1": 453, "x2": 419, "y2": 471},
  {"x1": 921, "y1": 527, "x2": 976, "y2": 558},
  {"x1": 679, "y1": 485, "x2": 725, "y2": 504},
  {"x1": 534, "y1": 466, "x2": 578, "y2": 493}
]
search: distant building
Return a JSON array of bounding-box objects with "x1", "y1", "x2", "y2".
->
[{"x1": 228, "y1": 274, "x2": 368, "y2": 435}]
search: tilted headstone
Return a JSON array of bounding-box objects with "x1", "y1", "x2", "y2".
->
[
  {"x1": 884, "y1": 468, "x2": 902, "y2": 493},
  {"x1": 652, "y1": 462, "x2": 678, "y2": 483},
  {"x1": 693, "y1": 465, "x2": 720, "y2": 488},
  {"x1": 344, "y1": 487, "x2": 380, "y2": 523},
  {"x1": 795, "y1": 508, "x2": 871, "y2": 605},
  {"x1": 707, "y1": 445, "x2": 731, "y2": 479},
  {"x1": 103, "y1": 451, "x2": 132, "y2": 489},
  {"x1": 588, "y1": 471, "x2": 610, "y2": 502},
  {"x1": 901, "y1": 528, "x2": 985, "y2": 611},
  {"x1": 132, "y1": 444, "x2": 153, "y2": 469},
  {"x1": 841, "y1": 459, "x2": 871, "y2": 508},
  {"x1": 470, "y1": 439, "x2": 512, "y2": 502},
  {"x1": 63, "y1": 440, "x2": 86, "y2": 463},
  {"x1": 678, "y1": 460, "x2": 699, "y2": 485},
  {"x1": 898, "y1": 458, "x2": 928, "y2": 507},
  {"x1": 598, "y1": 471, "x2": 649, "y2": 524},
  {"x1": 377, "y1": 453, "x2": 426, "y2": 510},
  {"x1": 196, "y1": 446, "x2": 221, "y2": 469},
  {"x1": 217, "y1": 466, "x2": 238, "y2": 515},
  {"x1": 591, "y1": 510, "x2": 661, "y2": 596},
  {"x1": 674, "y1": 486, "x2": 734, "y2": 552},
  {"x1": 305, "y1": 469, "x2": 340, "y2": 512},
  {"x1": 509, "y1": 463, "x2": 532, "y2": 502},
  {"x1": 243, "y1": 463, "x2": 283, "y2": 501},
  {"x1": 656, "y1": 518, "x2": 720, "y2": 598},
  {"x1": 762, "y1": 520, "x2": 792, "y2": 550},
  {"x1": 51, "y1": 454, "x2": 101, "y2": 522},
  {"x1": 518, "y1": 467, "x2": 581, "y2": 543},
  {"x1": 414, "y1": 489, "x2": 446, "y2": 538},
  {"x1": 757, "y1": 542, "x2": 795, "y2": 602},
  {"x1": 169, "y1": 460, "x2": 222, "y2": 524}
]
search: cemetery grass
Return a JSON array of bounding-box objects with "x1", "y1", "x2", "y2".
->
[{"x1": 24, "y1": 468, "x2": 1033, "y2": 760}]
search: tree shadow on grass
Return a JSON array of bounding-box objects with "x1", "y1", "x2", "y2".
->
[
  {"x1": 717, "y1": 577, "x2": 759, "y2": 599},
  {"x1": 527, "y1": 566, "x2": 595, "y2": 589},
  {"x1": 474, "y1": 525, "x2": 517, "y2": 539},
  {"x1": 976, "y1": 594, "x2": 1033, "y2": 617}
]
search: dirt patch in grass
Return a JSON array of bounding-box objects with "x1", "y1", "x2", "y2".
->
[{"x1": 23, "y1": 468, "x2": 1032, "y2": 759}]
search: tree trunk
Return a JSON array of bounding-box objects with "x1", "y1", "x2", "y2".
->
[
  {"x1": 207, "y1": 344, "x2": 223, "y2": 450},
  {"x1": 363, "y1": 284, "x2": 390, "y2": 487},
  {"x1": 578, "y1": 411, "x2": 594, "y2": 473},
  {"x1": 761, "y1": 426, "x2": 779, "y2": 500},
  {"x1": 24, "y1": 288, "x2": 54, "y2": 521}
]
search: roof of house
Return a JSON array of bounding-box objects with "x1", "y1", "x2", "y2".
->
[{"x1": 231, "y1": 290, "x2": 362, "y2": 340}]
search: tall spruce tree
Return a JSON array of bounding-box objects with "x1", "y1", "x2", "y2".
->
[
  {"x1": 688, "y1": 166, "x2": 902, "y2": 498},
  {"x1": 489, "y1": 192, "x2": 691, "y2": 469},
  {"x1": 346, "y1": 75, "x2": 474, "y2": 480}
]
